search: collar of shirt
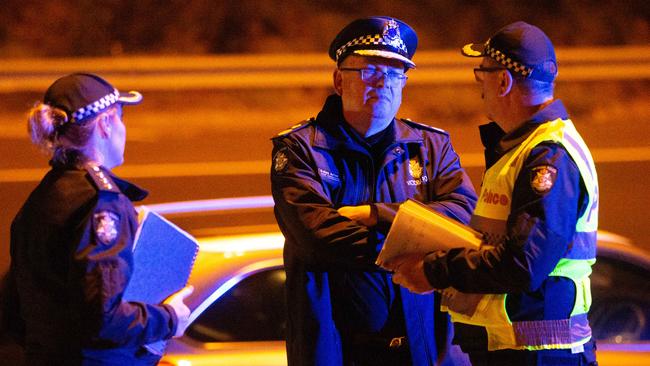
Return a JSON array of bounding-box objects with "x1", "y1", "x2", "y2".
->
[
  {"x1": 109, "y1": 171, "x2": 149, "y2": 202},
  {"x1": 50, "y1": 162, "x2": 149, "y2": 202},
  {"x1": 479, "y1": 99, "x2": 569, "y2": 165},
  {"x1": 313, "y1": 94, "x2": 422, "y2": 152}
]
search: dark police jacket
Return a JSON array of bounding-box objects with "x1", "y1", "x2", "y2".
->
[
  {"x1": 271, "y1": 95, "x2": 477, "y2": 366},
  {"x1": 9, "y1": 163, "x2": 178, "y2": 365}
]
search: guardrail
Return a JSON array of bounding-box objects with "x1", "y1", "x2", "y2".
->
[
  {"x1": 144, "y1": 195, "x2": 275, "y2": 215},
  {"x1": 1, "y1": 46, "x2": 648, "y2": 91}
]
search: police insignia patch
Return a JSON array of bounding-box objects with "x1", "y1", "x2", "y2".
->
[
  {"x1": 273, "y1": 150, "x2": 288, "y2": 173},
  {"x1": 93, "y1": 211, "x2": 120, "y2": 245},
  {"x1": 409, "y1": 158, "x2": 423, "y2": 179},
  {"x1": 530, "y1": 165, "x2": 558, "y2": 194}
]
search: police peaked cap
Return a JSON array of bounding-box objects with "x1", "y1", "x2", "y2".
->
[
  {"x1": 329, "y1": 16, "x2": 418, "y2": 68},
  {"x1": 44, "y1": 73, "x2": 143, "y2": 123},
  {"x1": 461, "y1": 21, "x2": 558, "y2": 82}
]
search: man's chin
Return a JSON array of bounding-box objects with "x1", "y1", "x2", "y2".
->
[
  {"x1": 366, "y1": 99, "x2": 395, "y2": 112},
  {"x1": 369, "y1": 111, "x2": 396, "y2": 123}
]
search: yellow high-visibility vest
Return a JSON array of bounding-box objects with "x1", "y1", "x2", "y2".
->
[{"x1": 441, "y1": 118, "x2": 598, "y2": 352}]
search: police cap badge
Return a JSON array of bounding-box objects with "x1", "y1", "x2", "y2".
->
[{"x1": 329, "y1": 16, "x2": 418, "y2": 69}]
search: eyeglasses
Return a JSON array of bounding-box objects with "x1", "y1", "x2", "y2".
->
[
  {"x1": 473, "y1": 66, "x2": 507, "y2": 81},
  {"x1": 339, "y1": 67, "x2": 408, "y2": 87}
]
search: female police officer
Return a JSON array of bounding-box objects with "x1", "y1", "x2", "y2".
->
[{"x1": 9, "y1": 73, "x2": 192, "y2": 365}]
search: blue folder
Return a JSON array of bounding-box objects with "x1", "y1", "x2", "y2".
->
[{"x1": 122, "y1": 207, "x2": 199, "y2": 355}]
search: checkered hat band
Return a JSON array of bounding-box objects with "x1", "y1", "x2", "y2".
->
[
  {"x1": 71, "y1": 89, "x2": 120, "y2": 122},
  {"x1": 486, "y1": 45, "x2": 533, "y2": 77},
  {"x1": 336, "y1": 34, "x2": 408, "y2": 60}
]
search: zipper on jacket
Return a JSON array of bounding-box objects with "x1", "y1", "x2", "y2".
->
[{"x1": 417, "y1": 304, "x2": 434, "y2": 365}]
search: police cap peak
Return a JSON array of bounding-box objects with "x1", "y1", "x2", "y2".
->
[
  {"x1": 329, "y1": 16, "x2": 418, "y2": 69},
  {"x1": 461, "y1": 21, "x2": 557, "y2": 82}
]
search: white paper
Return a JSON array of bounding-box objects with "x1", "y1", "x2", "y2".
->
[{"x1": 376, "y1": 200, "x2": 482, "y2": 269}]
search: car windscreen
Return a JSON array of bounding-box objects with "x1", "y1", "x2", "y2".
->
[{"x1": 186, "y1": 268, "x2": 286, "y2": 342}]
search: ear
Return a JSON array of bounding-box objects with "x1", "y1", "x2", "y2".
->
[
  {"x1": 497, "y1": 70, "x2": 514, "y2": 96},
  {"x1": 96, "y1": 113, "x2": 112, "y2": 138},
  {"x1": 333, "y1": 68, "x2": 343, "y2": 95}
]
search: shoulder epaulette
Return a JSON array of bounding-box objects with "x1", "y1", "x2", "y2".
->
[
  {"x1": 401, "y1": 118, "x2": 449, "y2": 135},
  {"x1": 86, "y1": 165, "x2": 120, "y2": 193},
  {"x1": 274, "y1": 118, "x2": 315, "y2": 137}
]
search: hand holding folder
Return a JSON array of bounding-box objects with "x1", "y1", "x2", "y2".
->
[{"x1": 376, "y1": 199, "x2": 482, "y2": 271}]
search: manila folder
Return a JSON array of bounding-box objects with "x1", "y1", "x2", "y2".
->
[{"x1": 376, "y1": 199, "x2": 482, "y2": 269}]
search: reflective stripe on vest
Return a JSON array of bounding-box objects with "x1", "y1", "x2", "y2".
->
[{"x1": 442, "y1": 119, "x2": 599, "y2": 351}]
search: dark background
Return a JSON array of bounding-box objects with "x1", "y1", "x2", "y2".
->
[{"x1": 0, "y1": 0, "x2": 647, "y2": 57}]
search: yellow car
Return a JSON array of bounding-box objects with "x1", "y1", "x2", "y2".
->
[{"x1": 152, "y1": 197, "x2": 650, "y2": 366}]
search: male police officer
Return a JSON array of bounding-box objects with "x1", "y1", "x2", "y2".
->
[
  {"x1": 391, "y1": 22, "x2": 599, "y2": 366},
  {"x1": 271, "y1": 17, "x2": 477, "y2": 366}
]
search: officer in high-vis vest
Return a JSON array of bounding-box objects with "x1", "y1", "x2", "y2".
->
[{"x1": 390, "y1": 22, "x2": 599, "y2": 365}]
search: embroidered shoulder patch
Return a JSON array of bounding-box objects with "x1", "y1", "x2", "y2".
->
[
  {"x1": 93, "y1": 211, "x2": 120, "y2": 245},
  {"x1": 273, "y1": 149, "x2": 289, "y2": 173},
  {"x1": 530, "y1": 165, "x2": 558, "y2": 194}
]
